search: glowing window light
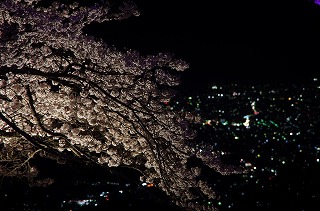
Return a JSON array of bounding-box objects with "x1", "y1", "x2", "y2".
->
[
  {"x1": 147, "y1": 183, "x2": 154, "y2": 187},
  {"x1": 245, "y1": 162, "x2": 252, "y2": 167}
]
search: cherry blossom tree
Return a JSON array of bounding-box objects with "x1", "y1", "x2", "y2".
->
[{"x1": 0, "y1": 0, "x2": 246, "y2": 210}]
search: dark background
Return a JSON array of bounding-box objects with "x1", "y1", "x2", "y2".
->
[{"x1": 85, "y1": 0, "x2": 320, "y2": 93}]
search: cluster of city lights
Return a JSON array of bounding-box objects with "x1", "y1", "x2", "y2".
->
[{"x1": 168, "y1": 77, "x2": 320, "y2": 209}]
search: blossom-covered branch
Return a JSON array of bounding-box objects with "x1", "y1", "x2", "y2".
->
[{"x1": 0, "y1": 0, "x2": 245, "y2": 210}]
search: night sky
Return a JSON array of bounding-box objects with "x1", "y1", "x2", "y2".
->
[{"x1": 85, "y1": 0, "x2": 320, "y2": 93}]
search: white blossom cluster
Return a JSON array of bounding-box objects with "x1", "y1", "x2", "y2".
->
[{"x1": 0, "y1": 0, "x2": 245, "y2": 210}]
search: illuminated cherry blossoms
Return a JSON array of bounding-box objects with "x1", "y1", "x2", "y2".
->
[{"x1": 0, "y1": 0, "x2": 245, "y2": 210}]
